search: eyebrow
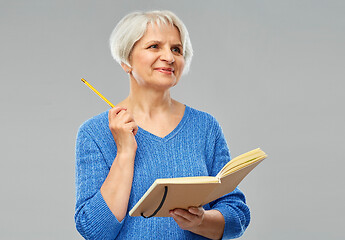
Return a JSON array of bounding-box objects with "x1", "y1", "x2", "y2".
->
[
  {"x1": 144, "y1": 40, "x2": 183, "y2": 48},
  {"x1": 173, "y1": 43, "x2": 183, "y2": 49}
]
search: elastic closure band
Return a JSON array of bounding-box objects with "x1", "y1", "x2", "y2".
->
[{"x1": 141, "y1": 186, "x2": 168, "y2": 218}]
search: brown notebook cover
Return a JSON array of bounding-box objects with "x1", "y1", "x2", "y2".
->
[{"x1": 129, "y1": 148, "x2": 266, "y2": 218}]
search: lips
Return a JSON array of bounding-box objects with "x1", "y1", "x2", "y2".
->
[{"x1": 154, "y1": 67, "x2": 175, "y2": 74}]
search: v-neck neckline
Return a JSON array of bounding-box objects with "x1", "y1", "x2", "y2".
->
[{"x1": 137, "y1": 105, "x2": 190, "y2": 143}]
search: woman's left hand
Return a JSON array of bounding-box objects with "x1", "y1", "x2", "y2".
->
[{"x1": 169, "y1": 207, "x2": 205, "y2": 232}]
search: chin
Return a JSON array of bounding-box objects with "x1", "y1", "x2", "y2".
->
[
  {"x1": 152, "y1": 80, "x2": 178, "y2": 90},
  {"x1": 135, "y1": 73, "x2": 180, "y2": 90}
]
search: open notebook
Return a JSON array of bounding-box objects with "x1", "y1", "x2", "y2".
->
[{"x1": 129, "y1": 148, "x2": 267, "y2": 218}]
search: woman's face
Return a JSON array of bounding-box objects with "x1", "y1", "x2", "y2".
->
[{"x1": 128, "y1": 23, "x2": 185, "y2": 90}]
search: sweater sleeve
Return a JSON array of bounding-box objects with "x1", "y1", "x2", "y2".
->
[
  {"x1": 208, "y1": 123, "x2": 251, "y2": 239},
  {"x1": 74, "y1": 126, "x2": 124, "y2": 240}
]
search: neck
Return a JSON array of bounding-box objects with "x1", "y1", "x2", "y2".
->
[{"x1": 122, "y1": 78, "x2": 175, "y2": 117}]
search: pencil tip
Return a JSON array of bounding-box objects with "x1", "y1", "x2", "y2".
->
[{"x1": 81, "y1": 78, "x2": 85, "y2": 83}]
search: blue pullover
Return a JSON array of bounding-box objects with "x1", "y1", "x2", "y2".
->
[{"x1": 75, "y1": 105, "x2": 250, "y2": 239}]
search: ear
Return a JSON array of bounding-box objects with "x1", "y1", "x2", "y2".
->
[{"x1": 121, "y1": 62, "x2": 132, "y2": 74}]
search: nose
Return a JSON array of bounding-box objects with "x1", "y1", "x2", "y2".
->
[{"x1": 160, "y1": 48, "x2": 175, "y2": 64}]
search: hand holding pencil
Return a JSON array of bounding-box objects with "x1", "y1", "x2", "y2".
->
[{"x1": 81, "y1": 77, "x2": 138, "y2": 150}]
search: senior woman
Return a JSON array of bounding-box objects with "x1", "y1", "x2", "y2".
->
[{"x1": 75, "y1": 10, "x2": 250, "y2": 240}]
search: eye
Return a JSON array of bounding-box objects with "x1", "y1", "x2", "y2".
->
[
  {"x1": 172, "y1": 47, "x2": 182, "y2": 54},
  {"x1": 148, "y1": 44, "x2": 158, "y2": 49}
]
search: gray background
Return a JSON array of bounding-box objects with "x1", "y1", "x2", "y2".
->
[{"x1": 1, "y1": 0, "x2": 344, "y2": 239}]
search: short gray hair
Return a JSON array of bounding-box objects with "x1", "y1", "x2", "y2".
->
[{"x1": 109, "y1": 10, "x2": 193, "y2": 74}]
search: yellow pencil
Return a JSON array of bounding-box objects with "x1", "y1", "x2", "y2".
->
[{"x1": 81, "y1": 78, "x2": 115, "y2": 108}]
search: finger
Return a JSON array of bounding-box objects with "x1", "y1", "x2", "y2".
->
[
  {"x1": 171, "y1": 209, "x2": 195, "y2": 222},
  {"x1": 116, "y1": 110, "x2": 134, "y2": 124},
  {"x1": 114, "y1": 109, "x2": 128, "y2": 118},
  {"x1": 109, "y1": 107, "x2": 127, "y2": 120},
  {"x1": 132, "y1": 124, "x2": 139, "y2": 136},
  {"x1": 127, "y1": 122, "x2": 138, "y2": 134},
  {"x1": 110, "y1": 106, "x2": 127, "y2": 115},
  {"x1": 170, "y1": 210, "x2": 190, "y2": 224},
  {"x1": 188, "y1": 207, "x2": 204, "y2": 216}
]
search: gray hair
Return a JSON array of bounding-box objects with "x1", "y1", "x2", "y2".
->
[{"x1": 109, "y1": 10, "x2": 193, "y2": 74}]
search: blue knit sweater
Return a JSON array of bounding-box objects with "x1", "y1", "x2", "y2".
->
[{"x1": 75, "y1": 105, "x2": 250, "y2": 239}]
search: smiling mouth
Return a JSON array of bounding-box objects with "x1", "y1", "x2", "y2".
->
[{"x1": 155, "y1": 68, "x2": 175, "y2": 74}]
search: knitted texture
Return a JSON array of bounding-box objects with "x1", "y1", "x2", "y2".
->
[{"x1": 75, "y1": 105, "x2": 250, "y2": 239}]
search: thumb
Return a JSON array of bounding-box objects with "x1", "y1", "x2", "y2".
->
[{"x1": 188, "y1": 207, "x2": 204, "y2": 216}]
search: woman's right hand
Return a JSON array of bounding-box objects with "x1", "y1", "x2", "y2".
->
[{"x1": 109, "y1": 107, "x2": 138, "y2": 155}]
